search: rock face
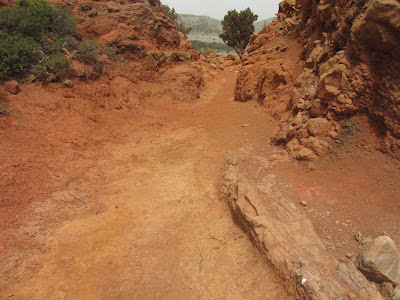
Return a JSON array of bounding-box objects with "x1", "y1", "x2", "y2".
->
[
  {"x1": 221, "y1": 149, "x2": 383, "y2": 299},
  {"x1": 238, "y1": 0, "x2": 400, "y2": 160},
  {"x1": 356, "y1": 236, "x2": 400, "y2": 284}
]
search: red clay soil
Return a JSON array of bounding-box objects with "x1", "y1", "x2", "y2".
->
[{"x1": 0, "y1": 63, "x2": 400, "y2": 297}]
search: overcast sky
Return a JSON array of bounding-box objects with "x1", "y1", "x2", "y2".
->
[{"x1": 161, "y1": 0, "x2": 282, "y2": 20}]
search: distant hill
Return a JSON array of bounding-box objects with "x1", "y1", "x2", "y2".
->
[
  {"x1": 178, "y1": 14, "x2": 275, "y2": 47},
  {"x1": 254, "y1": 17, "x2": 274, "y2": 33},
  {"x1": 178, "y1": 14, "x2": 222, "y2": 44}
]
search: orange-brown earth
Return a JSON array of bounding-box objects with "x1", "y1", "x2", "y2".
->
[{"x1": 1, "y1": 0, "x2": 400, "y2": 298}]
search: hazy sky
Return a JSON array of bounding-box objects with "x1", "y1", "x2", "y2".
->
[{"x1": 161, "y1": 0, "x2": 282, "y2": 20}]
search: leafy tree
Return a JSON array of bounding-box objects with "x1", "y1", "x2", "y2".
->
[
  {"x1": 219, "y1": 8, "x2": 258, "y2": 58},
  {"x1": 161, "y1": 4, "x2": 192, "y2": 38}
]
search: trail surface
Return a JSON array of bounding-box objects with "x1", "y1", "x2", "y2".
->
[{"x1": 1, "y1": 69, "x2": 291, "y2": 299}]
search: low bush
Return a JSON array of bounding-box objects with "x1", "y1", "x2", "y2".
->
[
  {"x1": 0, "y1": 0, "x2": 77, "y2": 41},
  {"x1": 0, "y1": 32, "x2": 37, "y2": 79},
  {"x1": 32, "y1": 53, "x2": 70, "y2": 80}
]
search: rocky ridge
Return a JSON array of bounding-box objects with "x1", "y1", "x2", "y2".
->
[{"x1": 237, "y1": 0, "x2": 400, "y2": 161}]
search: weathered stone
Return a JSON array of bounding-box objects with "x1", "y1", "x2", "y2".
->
[
  {"x1": 356, "y1": 235, "x2": 400, "y2": 284},
  {"x1": 306, "y1": 118, "x2": 334, "y2": 137},
  {"x1": 3, "y1": 80, "x2": 19, "y2": 94},
  {"x1": 296, "y1": 147, "x2": 316, "y2": 161}
]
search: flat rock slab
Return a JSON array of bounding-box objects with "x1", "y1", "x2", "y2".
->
[{"x1": 221, "y1": 147, "x2": 383, "y2": 299}]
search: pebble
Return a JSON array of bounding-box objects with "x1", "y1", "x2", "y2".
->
[
  {"x1": 241, "y1": 124, "x2": 250, "y2": 127},
  {"x1": 335, "y1": 220, "x2": 339, "y2": 225},
  {"x1": 64, "y1": 80, "x2": 74, "y2": 87},
  {"x1": 308, "y1": 162, "x2": 316, "y2": 170},
  {"x1": 335, "y1": 243, "x2": 343, "y2": 249},
  {"x1": 301, "y1": 200, "x2": 308, "y2": 206}
]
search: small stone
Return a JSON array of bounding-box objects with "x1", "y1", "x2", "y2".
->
[
  {"x1": 64, "y1": 80, "x2": 74, "y2": 87},
  {"x1": 355, "y1": 232, "x2": 362, "y2": 242},
  {"x1": 335, "y1": 220, "x2": 339, "y2": 225},
  {"x1": 241, "y1": 124, "x2": 250, "y2": 127},
  {"x1": 308, "y1": 162, "x2": 316, "y2": 170},
  {"x1": 346, "y1": 253, "x2": 353, "y2": 259},
  {"x1": 300, "y1": 200, "x2": 308, "y2": 207},
  {"x1": 4, "y1": 80, "x2": 19, "y2": 94},
  {"x1": 335, "y1": 243, "x2": 343, "y2": 249}
]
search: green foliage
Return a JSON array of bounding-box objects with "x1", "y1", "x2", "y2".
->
[
  {"x1": 190, "y1": 40, "x2": 232, "y2": 54},
  {"x1": 76, "y1": 40, "x2": 98, "y2": 60},
  {"x1": 32, "y1": 53, "x2": 70, "y2": 80},
  {"x1": 219, "y1": 8, "x2": 258, "y2": 58},
  {"x1": 0, "y1": 32, "x2": 37, "y2": 79},
  {"x1": 161, "y1": 4, "x2": 192, "y2": 38},
  {"x1": 0, "y1": 0, "x2": 77, "y2": 41},
  {"x1": 0, "y1": 0, "x2": 79, "y2": 80},
  {"x1": 103, "y1": 45, "x2": 117, "y2": 60}
]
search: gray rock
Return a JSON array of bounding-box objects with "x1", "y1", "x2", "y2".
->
[{"x1": 356, "y1": 235, "x2": 400, "y2": 284}]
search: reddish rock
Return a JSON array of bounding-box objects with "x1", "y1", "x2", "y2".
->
[{"x1": 3, "y1": 80, "x2": 19, "y2": 95}]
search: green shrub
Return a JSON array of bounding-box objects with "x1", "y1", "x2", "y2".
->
[
  {"x1": 41, "y1": 36, "x2": 78, "y2": 55},
  {"x1": 0, "y1": 0, "x2": 77, "y2": 41},
  {"x1": 103, "y1": 45, "x2": 117, "y2": 60},
  {"x1": 76, "y1": 40, "x2": 98, "y2": 60},
  {"x1": 0, "y1": 32, "x2": 37, "y2": 79},
  {"x1": 32, "y1": 52, "x2": 70, "y2": 80}
]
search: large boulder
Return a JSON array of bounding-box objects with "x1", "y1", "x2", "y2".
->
[{"x1": 356, "y1": 235, "x2": 400, "y2": 284}]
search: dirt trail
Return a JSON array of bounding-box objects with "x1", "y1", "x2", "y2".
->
[{"x1": 1, "y1": 69, "x2": 291, "y2": 299}]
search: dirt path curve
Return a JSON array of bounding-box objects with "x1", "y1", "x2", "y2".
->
[{"x1": 2, "y1": 69, "x2": 291, "y2": 299}]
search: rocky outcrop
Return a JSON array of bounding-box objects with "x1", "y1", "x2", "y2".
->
[
  {"x1": 221, "y1": 149, "x2": 383, "y2": 299},
  {"x1": 50, "y1": 0, "x2": 198, "y2": 59},
  {"x1": 238, "y1": 0, "x2": 400, "y2": 160}
]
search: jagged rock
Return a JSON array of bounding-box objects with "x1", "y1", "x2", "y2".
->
[
  {"x1": 356, "y1": 235, "x2": 400, "y2": 284},
  {"x1": 221, "y1": 152, "x2": 383, "y2": 299},
  {"x1": 239, "y1": 0, "x2": 400, "y2": 160},
  {"x1": 3, "y1": 80, "x2": 19, "y2": 94}
]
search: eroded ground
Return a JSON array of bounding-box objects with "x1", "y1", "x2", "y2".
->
[{"x1": 1, "y1": 65, "x2": 399, "y2": 299}]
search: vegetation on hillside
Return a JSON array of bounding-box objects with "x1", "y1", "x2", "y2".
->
[
  {"x1": 0, "y1": 0, "x2": 78, "y2": 80},
  {"x1": 190, "y1": 40, "x2": 232, "y2": 54},
  {"x1": 0, "y1": 0, "x2": 109, "y2": 81},
  {"x1": 161, "y1": 4, "x2": 192, "y2": 38},
  {"x1": 219, "y1": 8, "x2": 258, "y2": 58}
]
